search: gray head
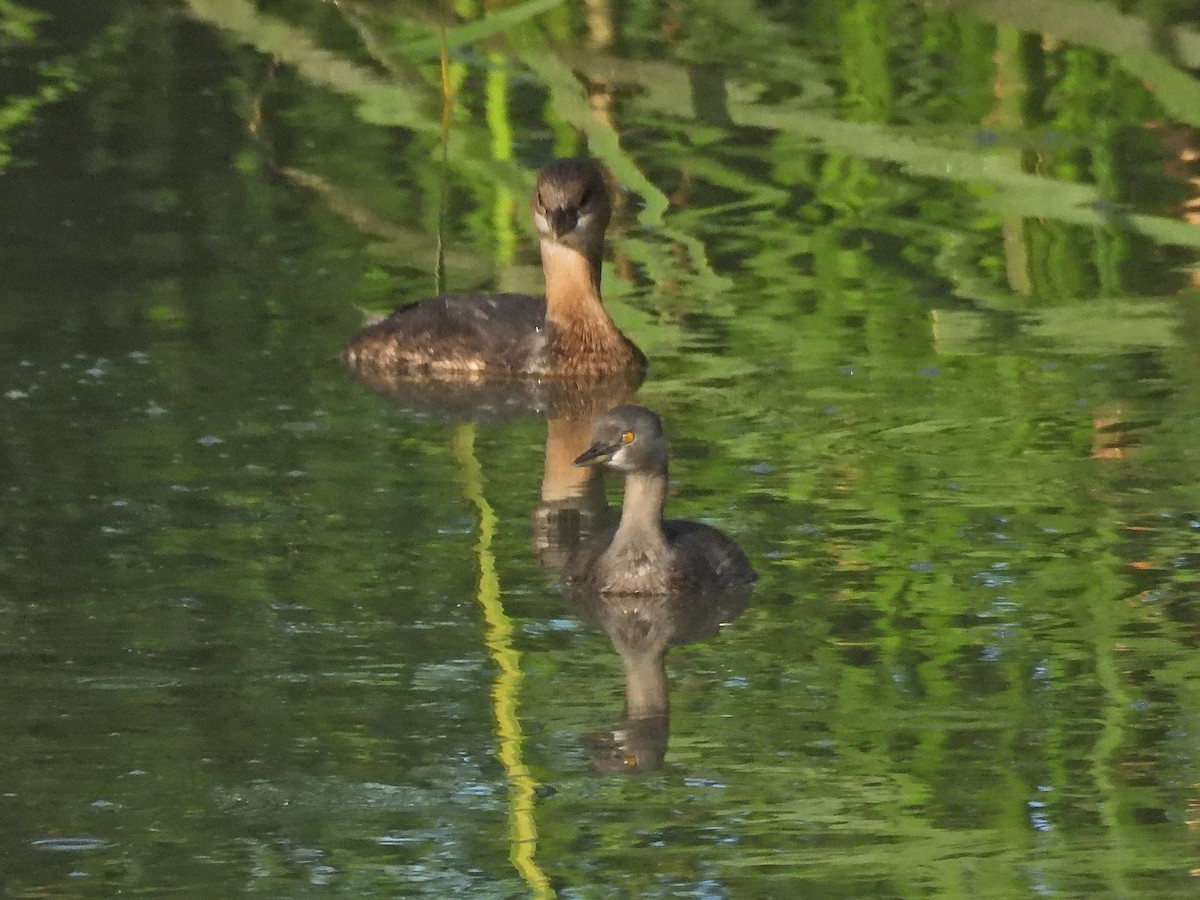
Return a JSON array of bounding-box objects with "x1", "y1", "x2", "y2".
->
[
  {"x1": 531, "y1": 158, "x2": 612, "y2": 251},
  {"x1": 573, "y1": 404, "x2": 667, "y2": 474}
]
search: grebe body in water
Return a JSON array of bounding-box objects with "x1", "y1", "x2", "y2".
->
[
  {"x1": 343, "y1": 158, "x2": 644, "y2": 381},
  {"x1": 567, "y1": 405, "x2": 756, "y2": 594}
]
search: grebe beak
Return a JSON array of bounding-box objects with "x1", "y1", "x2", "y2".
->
[
  {"x1": 548, "y1": 207, "x2": 579, "y2": 239},
  {"x1": 573, "y1": 441, "x2": 619, "y2": 467}
]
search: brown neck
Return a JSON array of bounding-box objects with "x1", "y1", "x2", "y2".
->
[
  {"x1": 540, "y1": 240, "x2": 615, "y2": 331},
  {"x1": 613, "y1": 465, "x2": 669, "y2": 554}
]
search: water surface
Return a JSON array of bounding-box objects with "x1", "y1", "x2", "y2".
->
[{"x1": 3, "y1": 0, "x2": 1200, "y2": 896}]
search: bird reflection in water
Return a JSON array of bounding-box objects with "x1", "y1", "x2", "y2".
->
[{"x1": 568, "y1": 585, "x2": 750, "y2": 773}]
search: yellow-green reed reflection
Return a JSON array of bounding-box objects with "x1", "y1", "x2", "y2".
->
[{"x1": 452, "y1": 425, "x2": 552, "y2": 899}]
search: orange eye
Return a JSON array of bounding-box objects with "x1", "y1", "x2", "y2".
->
[{"x1": 621, "y1": 431, "x2": 635, "y2": 444}]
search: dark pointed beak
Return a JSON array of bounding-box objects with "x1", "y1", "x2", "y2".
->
[
  {"x1": 549, "y1": 207, "x2": 579, "y2": 239},
  {"x1": 573, "y1": 441, "x2": 619, "y2": 467}
]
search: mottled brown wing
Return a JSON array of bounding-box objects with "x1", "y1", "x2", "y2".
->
[{"x1": 343, "y1": 292, "x2": 546, "y2": 375}]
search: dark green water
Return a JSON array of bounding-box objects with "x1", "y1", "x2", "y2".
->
[{"x1": 3, "y1": 0, "x2": 1200, "y2": 896}]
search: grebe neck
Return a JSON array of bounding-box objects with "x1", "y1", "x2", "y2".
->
[
  {"x1": 613, "y1": 464, "x2": 669, "y2": 553},
  {"x1": 541, "y1": 240, "x2": 614, "y2": 330}
]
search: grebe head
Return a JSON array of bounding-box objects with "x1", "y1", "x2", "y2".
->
[
  {"x1": 532, "y1": 158, "x2": 612, "y2": 253},
  {"x1": 573, "y1": 404, "x2": 667, "y2": 474}
]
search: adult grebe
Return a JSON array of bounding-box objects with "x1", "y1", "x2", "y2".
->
[
  {"x1": 343, "y1": 158, "x2": 645, "y2": 380},
  {"x1": 567, "y1": 405, "x2": 756, "y2": 594}
]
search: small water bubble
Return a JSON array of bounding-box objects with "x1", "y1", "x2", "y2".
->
[
  {"x1": 145, "y1": 402, "x2": 167, "y2": 417},
  {"x1": 747, "y1": 462, "x2": 773, "y2": 475},
  {"x1": 31, "y1": 837, "x2": 113, "y2": 852},
  {"x1": 111, "y1": 499, "x2": 128, "y2": 508},
  {"x1": 376, "y1": 833, "x2": 421, "y2": 847},
  {"x1": 310, "y1": 865, "x2": 336, "y2": 886},
  {"x1": 5, "y1": 389, "x2": 29, "y2": 400},
  {"x1": 457, "y1": 784, "x2": 493, "y2": 798},
  {"x1": 837, "y1": 366, "x2": 857, "y2": 376},
  {"x1": 197, "y1": 435, "x2": 224, "y2": 447},
  {"x1": 128, "y1": 351, "x2": 150, "y2": 363},
  {"x1": 19, "y1": 359, "x2": 32, "y2": 367},
  {"x1": 909, "y1": 561, "x2": 933, "y2": 572}
]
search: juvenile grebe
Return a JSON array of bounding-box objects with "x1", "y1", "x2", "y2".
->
[
  {"x1": 567, "y1": 405, "x2": 756, "y2": 594},
  {"x1": 343, "y1": 158, "x2": 645, "y2": 380}
]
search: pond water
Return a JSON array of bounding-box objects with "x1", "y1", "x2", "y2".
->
[{"x1": 3, "y1": 0, "x2": 1200, "y2": 896}]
